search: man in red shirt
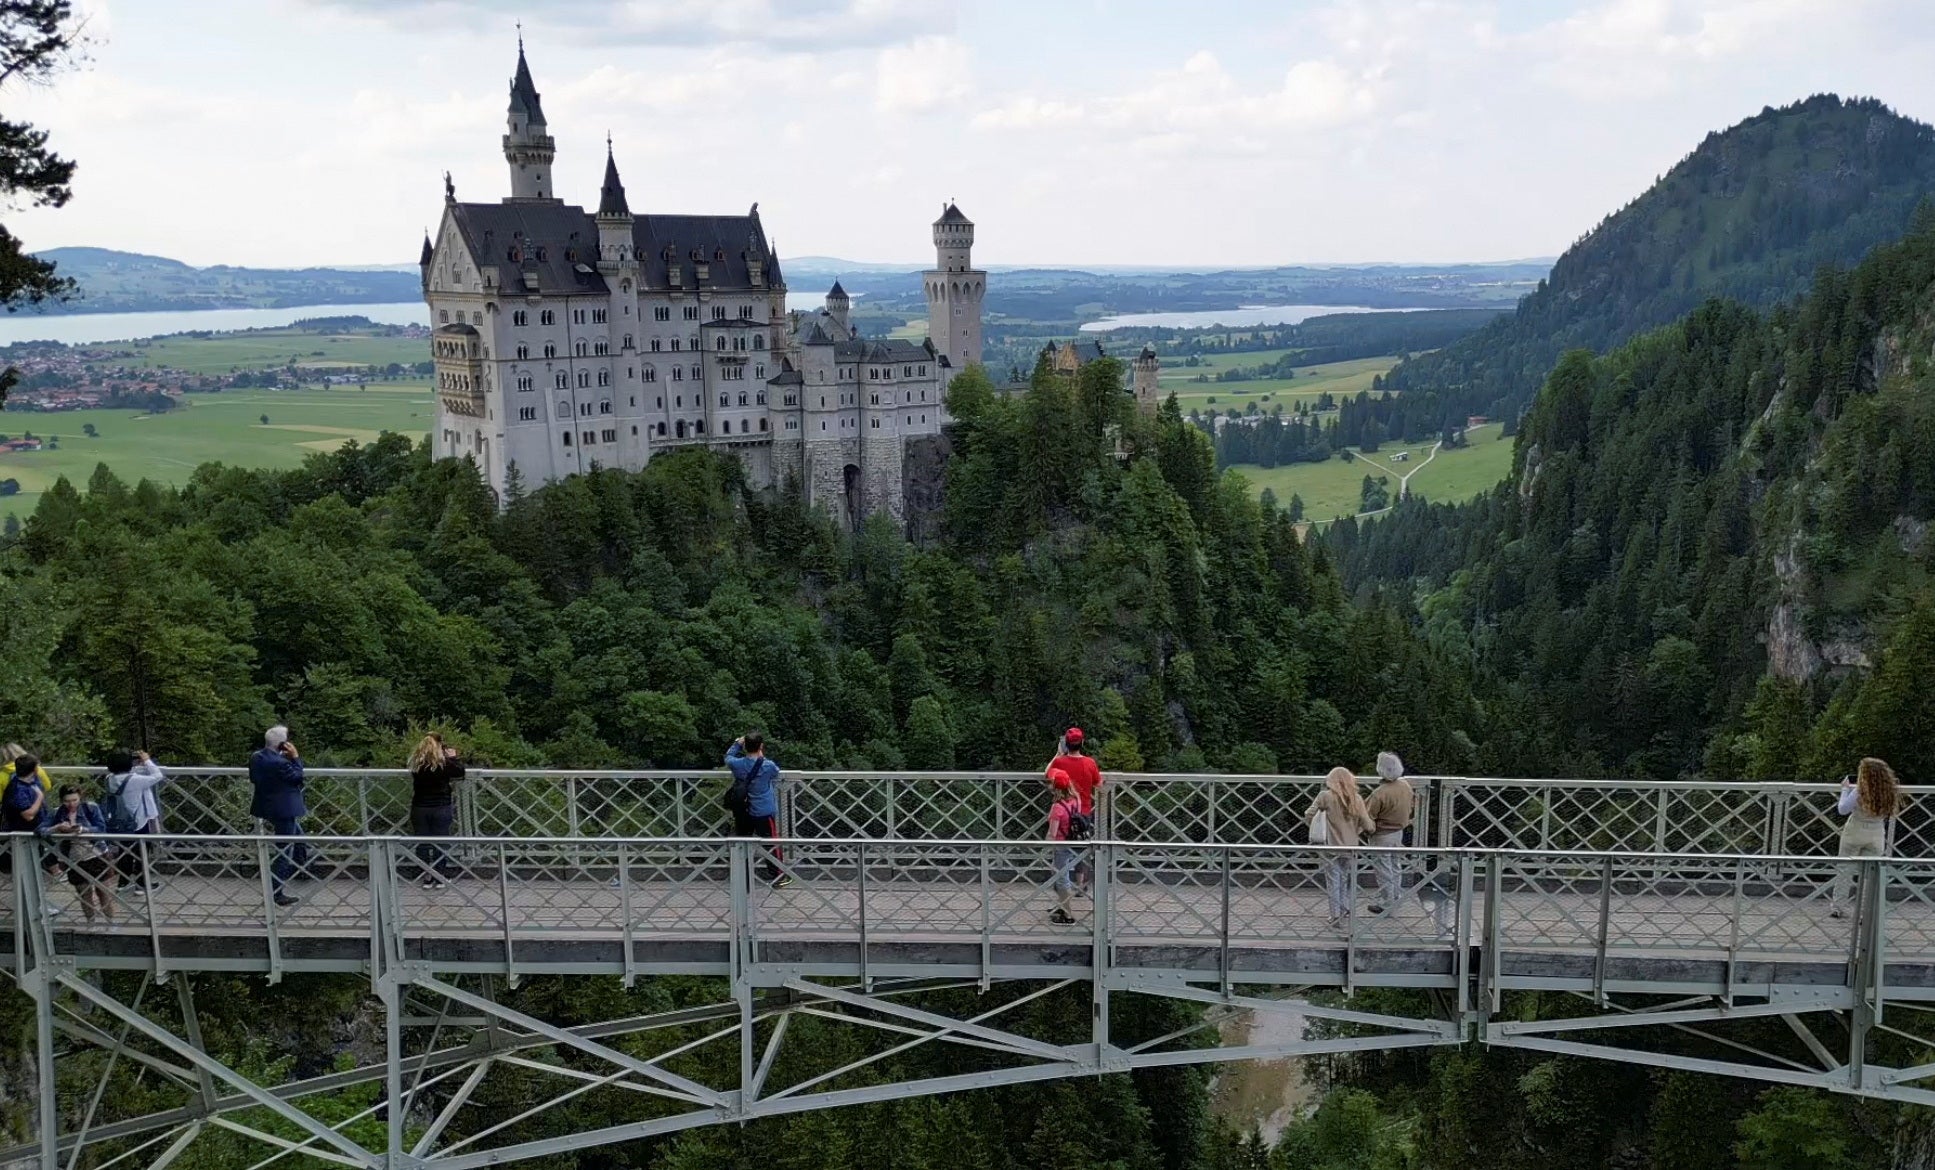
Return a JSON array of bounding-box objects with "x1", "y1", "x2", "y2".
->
[{"x1": 1045, "y1": 727, "x2": 1103, "y2": 895}]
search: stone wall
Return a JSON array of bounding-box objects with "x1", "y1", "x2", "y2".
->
[{"x1": 902, "y1": 431, "x2": 952, "y2": 544}]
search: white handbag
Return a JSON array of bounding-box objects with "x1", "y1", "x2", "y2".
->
[{"x1": 1309, "y1": 808, "x2": 1331, "y2": 845}]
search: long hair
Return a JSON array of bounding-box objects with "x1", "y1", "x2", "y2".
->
[
  {"x1": 1857, "y1": 757, "x2": 1901, "y2": 818},
  {"x1": 409, "y1": 734, "x2": 446, "y2": 774},
  {"x1": 1324, "y1": 767, "x2": 1370, "y2": 825},
  {"x1": 1, "y1": 743, "x2": 24, "y2": 763}
]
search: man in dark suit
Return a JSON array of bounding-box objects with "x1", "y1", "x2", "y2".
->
[{"x1": 249, "y1": 725, "x2": 308, "y2": 908}]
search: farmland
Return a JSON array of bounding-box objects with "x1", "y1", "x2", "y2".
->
[{"x1": 1229, "y1": 423, "x2": 1515, "y2": 524}]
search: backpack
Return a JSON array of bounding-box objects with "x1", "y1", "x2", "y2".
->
[
  {"x1": 1060, "y1": 799, "x2": 1094, "y2": 842},
  {"x1": 100, "y1": 773, "x2": 143, "y2": 834},
  {"x1": 722, "y1": 758, "x2": 760, "y2": 816}
]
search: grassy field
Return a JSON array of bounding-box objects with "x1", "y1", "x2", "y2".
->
[
  {"x1": 0, "y1": 387, "x2": 432, "y2": 521},
  {"x1": 102, "y1": 328, "x2": 426, "y2": 374},
  {"x1": 1163, "y1": 355, "x2": 1396, "y2": 415},
  {"x1": 1229, "y1": 423, "x2": 1515, "y2": 524}
]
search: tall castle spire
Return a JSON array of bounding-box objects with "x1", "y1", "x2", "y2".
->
[
  {"x1": 502, "y1": 40, "x2": 556, "y2": 201},
  {"x1": 597, "y1": 137, "x2": 630, "y2": 217}
]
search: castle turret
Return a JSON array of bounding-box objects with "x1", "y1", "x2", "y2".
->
[
  {"x1": 1133, "y1": 343, "x2": 1161, "y2": 414},
  {"x1": 418, "y1": 230, "x2": 433, "y2": 293},
  {"x1": 826, "y1": 280, "x2": 851, "y2": 336},
  {"x1": 924, "y1": 202, "x2": 984, "y2": 375},
  {"x1": 596, "y1": 141, "x2": 633, "y2": 264},
  {"x1": 503, "y1": 42, "x2": 556, "y2": 201}
]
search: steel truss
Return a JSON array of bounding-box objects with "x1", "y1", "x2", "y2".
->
[{"x1": 3, "y1": 852, "x2": 1455, "y2": 1170}]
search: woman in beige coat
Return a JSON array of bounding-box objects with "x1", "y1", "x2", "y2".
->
[{"x1": 1307, "y1": 766, "x2": 1376, "y2": 928}]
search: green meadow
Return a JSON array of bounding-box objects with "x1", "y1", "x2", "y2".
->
[
  {"x1": 1162, "y1": 355, "x2": 1397, "y2": 415},
  {"x1": 0, "y1": 387, "x2": 433, "y2": 522},
  {"x1": 1229, "y1": 423, "x2": 1515, "y2": 524}
]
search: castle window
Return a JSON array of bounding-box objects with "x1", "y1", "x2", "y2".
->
[
  {"x1": 684, "y1": 306, "x2": 699, "y2": 321},
  {"x1": 473, "y1": 312, "x2": 482, "y2": 325},
  {"x1": 598, "y1": 370, "x2": 611, "y2": 387},
  {"x1": 439, "y1": 310, "x2": 449, "y2": 323},
  {"x1": 720, "y1": 393, "x2": 729, "y2": 408},
  {"x1": 563, "y1": 432, "x2": 572, "y2": 447},
  {"x1": 712, "y1": 306, "x2": 726, "y2": 320},
  {"x1": 696, "y1": 420, "x2": 705, "y2": 434},
  {"x1": 672, "y1": 368, "x2": 683, "y2": 382},
  {"x1": 556, "y1": 400, "x2": 569, "y2": 419},
  {"x1": 870, "y1": 393, "x2": 878, "y2": 406},
  {"x1": 654, "y1": 306, "x2": 670, "y2": 322},
  {"x1": 644, "y1": 366, "x2": 656, "y2": 382},
  {"x1": 759, "y1": 418, "x2": 768, "y2": 432},
  {"x1": 513, "y1": 310, "x2": 528, "y2": 327},
  {"x1": 602, "y1": 429, "x2": 617, "y2": 443},
  {"x1": 516, "y1": 344, "x2": 529, "y2": 360},
  {"x1": 519, "y1": 406, "x2": 536, "y2": 421},
  {"x1": 691, "y1": 365, "x2": 701, "y2": 380},
  {"x1": 904, "y1": 366, "x2": 912, "y2": 377},
  {"x1": 787, "y1": 420, "x2": 796, "y2": 430},
  {"x1": 593, "y1": 308, "x2": 608, "y2": 324},
  {"x1": 753, "y1": 336, "x2": 764, "y2": 350},
  {"x1": 651, "y1": 339, "x2": 662, "y2": 352},
  {"x1": 716, "y1": 336, "x2": 727, "y2": 351},
  {"x1": 516, "y1": 375, "x2": 534, "y2": 392},
  {"x1": 594, "y1": 340, "x2": 608, "y2": 356},
  {"x1": 658, "y1": 422, "x2": 667, "y2": 436},
  {"x1": 739, "y1": 305, "x2": 753, "y2": 319},
  {"x1": 757, "y1": 390, "x2": 767, "y2": 405},
  {"x1": 671, "y1": 338, "x2": 681, "y2": 352},
  {"x1": 573, "y1": 309, "x2": 586, "y2": 325},
  {"x1": 821, "y1": 421, "x2": 827, "y2": 431},
  {"x1": 871, "y1": 418, "x2": 880, "y2": 429},
  {"x1": 756, "y1": 365, "x2": 765, "y2": 380},
  {"x1": 578, "y1": 370, "x2": 590, "y2": 388},
  {"x1": 583, "y1": 431, "x2": 595, "y2": 445},
  {"x1": 919, "y1": 365, "x2": 927, "y2": 376},
  {"x1": 656, "y1": 396, "x2": 663, "y2": 408},
  {"x1": 632, "y1": 425, "x2": 638, "y2": 436},
  {"x1": 738, "y1": 392, "x2": 748, "y2": 406},
  {"x1": 623, "y1": 334, "x2": 633, "y2": 350},
  {"x1": 630, "y1": 396, "x2": 635, "y2": 406},
  {"x1": 580, "y1": 403, "x2": 591, "y2": 416},
  {"x1": 544, "y1": 342, "x2": 557, "y2": 358},
  {"x1": 555, "y1": 372, "x2": 568, "y2": 389},
  {"x1": 676, "y1": 421, "x2": 686, "y2": 438},
  {"x1": 576, "y1": 340, "x2": 588, "y2": 357},
  {"x1": 541, "y1": 310, "x2": 555, "y2": 325},
  {"x1": 784, "y1": 393, "x2": 795, "y2": 406},
  {"x1": 600, "y1": 399, "x2": 612, "y2": 414}
]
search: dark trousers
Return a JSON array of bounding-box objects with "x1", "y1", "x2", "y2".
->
[
  {"x1": 733, "y1": 810, "x2": 783, "y2": 880},
  {"x1": 263, "y1": 817, "x2": 308, "y2": 894},
  {"x1": 116, "y1": 822, "x2": 158, "y2": 886},
  {"x1": 411, "y1": 804, "x2": 456, "y2": 878}
]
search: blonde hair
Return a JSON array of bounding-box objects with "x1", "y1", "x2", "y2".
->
[
  {"x1": 1325, "y1": 767, "x2": 1370, "y2": 825},
  {"x1": 409, "y1": 734, "x2": 447, "y2": 773},
  {"x1": 1, "y1": 743, "x2": 24, "y2": 763},
  {"x1": 1857, "y1": 757, "x2": 1902, "y2": 819}
]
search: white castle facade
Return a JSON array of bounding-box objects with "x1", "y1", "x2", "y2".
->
[{"x1": 421, "y1": 45, "x2": 986, "y2": 526}]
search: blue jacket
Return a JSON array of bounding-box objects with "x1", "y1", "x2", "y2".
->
[
  {"x1": 42, "y1": 800, "x2": 107, "y2": 835},
  {"x1": 249, "y1": 747, "x2": 307, "y2": 820},
  {"x1": 725, "y1": 743, "x2": 780, "y2": 819}
]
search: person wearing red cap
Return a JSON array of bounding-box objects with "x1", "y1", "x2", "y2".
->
[{"x1": 1046, "y1": 728, "x2": 1104, "y2": 896}]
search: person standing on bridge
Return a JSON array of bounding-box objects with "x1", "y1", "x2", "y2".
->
[
  {"x1": 408, "y1": 733, "x2": 465, "y2": 889},
  {"x1": 726, "y1": 733, "x2": 791, "y2": 889},
  {"x1": 102, "y1": 749, "x2": 171, "y2": 895},
  {"x1": 1364, "y1": 752, "x2": 1414, "y2": 916},
  {"x1": 1307, "y1": 767, "x2": 1374, "y2": 929},
  {"x1": 250, "y1": 726, "x2": 309, "y2": 909},
  {"x1": 1046, "y1": 771, "x2": 1090, "y2": 926},
  {"x1": 1832, "y1": 757, "x2": 1901, "y2": 919},
  {"x1": 1047, "y1": 728, "x2": 1103, "y2": 895}
]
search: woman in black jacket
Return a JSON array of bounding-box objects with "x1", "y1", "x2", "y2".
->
[{"x1": 408, "y1": 733, "x2": 465, "y2": 888}]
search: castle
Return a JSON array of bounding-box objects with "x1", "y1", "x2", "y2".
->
[{"x1": 420, "y1": 44, "x2": 985, "y2": 526}]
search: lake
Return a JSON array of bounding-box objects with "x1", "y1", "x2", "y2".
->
[
  {"x1": 0, "y1": 302, "x2": 433, "y2": 346},
  {"x1": 1079, "y1": 304, "x2": 1412, "y2": 332}
]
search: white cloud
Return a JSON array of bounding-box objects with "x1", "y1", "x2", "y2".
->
[
  {"x1": 300, "y1": 0, "x2": 953, "y2": 50},
  {"x1": 875, "y1": 35, "x2": 971, "y2": 115}
]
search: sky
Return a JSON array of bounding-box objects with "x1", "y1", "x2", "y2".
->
[{"x1": 11, "y1": 0, "x2": 1935, "y2": 270}]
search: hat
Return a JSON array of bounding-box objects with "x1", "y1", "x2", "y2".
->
[{"x1": 1064, "y1": 727, "x2": 1085, "y2": 746}]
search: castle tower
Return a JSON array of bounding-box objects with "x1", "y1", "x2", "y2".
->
[
  {"x1": 503, "y1": 42, "x2": 556, "y2": 201},
  {"x1": 825, "y1": 281, "x2": 851, "y2": 336},
  {"x1": 924, "y1": 202, "x2": 984, "y2": 374},
  {"x1": 1133, "y1": 343, "x2": 1162, "y2": 414}
]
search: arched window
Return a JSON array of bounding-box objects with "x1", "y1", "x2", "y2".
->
[
  {"x1": 676, "y1": 420, "x2": 687, "y2": 438},
  {"x1": 555, "y1": 372, "x2": 568, "y2": 389},
  {"x1": 753, "y1": 336, "x2": 764, "y2": 350},
  {"x1": 576, "y1": 339, "x2": 588, "y2": 356}
]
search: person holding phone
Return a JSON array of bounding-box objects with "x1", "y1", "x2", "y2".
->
[
  {"x1": 408, "y1": 733, "x2": 465, "y2": 889},
  {"x1": 45, "y1": 785, "x2": 119, "y2": 923},
  {"x1": 1832, "y1": 758, "x2": 1901, "y2": 918},
  {"x1": 249, "y1": 725, "x2": 308, "y2": 908}
]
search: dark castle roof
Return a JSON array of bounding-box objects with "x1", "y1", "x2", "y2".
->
[
  {"x1": 418, "y1": 233, "x2": 433, "y2": 267},
  {"x1": 598, "y1": 149, "x2": 630, "y2": 217},
  {"x1": 827, "y1": 280, "x2": 847, "y2": 300},
  {"x1": 935, "y1": 202, "x2": 971, "y2": 226},
  {"x1": 444, "y1": 200, "x2": 778, "y2": 298},
  {"x1": 509, "y1": 47, "x2": 546, "y2": 124}
]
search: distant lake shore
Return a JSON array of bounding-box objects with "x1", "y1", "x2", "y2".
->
[
  {"x1": 1079, "y1": 304, "x2": 1424, "y2": 332},
  {"x1": 0, "y1": 303, "x2": 433, "y2": 347}
]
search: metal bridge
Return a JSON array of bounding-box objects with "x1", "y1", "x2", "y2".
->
[{"x1": 6, "y1": 769, "x2": 1935, "y2": 1170}]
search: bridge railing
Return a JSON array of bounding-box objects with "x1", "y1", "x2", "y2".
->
[
  {"x1": 10, "y1": 833, "x2": 1935, "y2": 982},
  {"x1": 34, "y1": 767, "x2": 1931, "y2": 858}
]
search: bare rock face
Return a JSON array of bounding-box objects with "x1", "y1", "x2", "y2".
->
[
  {"x1": 902, "y1": 431, "x2": 952, "y2": 545},
  {"x1": 1765, "y1": 598, "x2": 1822, "y2": 683}
]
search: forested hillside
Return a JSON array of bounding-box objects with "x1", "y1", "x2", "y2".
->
[
  {"x1": 1375, "y1": 95, "x2": 1935, "y2": 432},
  {"x1": 1332, "y1": 208, "x2": 1935, "y2": 784}
]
